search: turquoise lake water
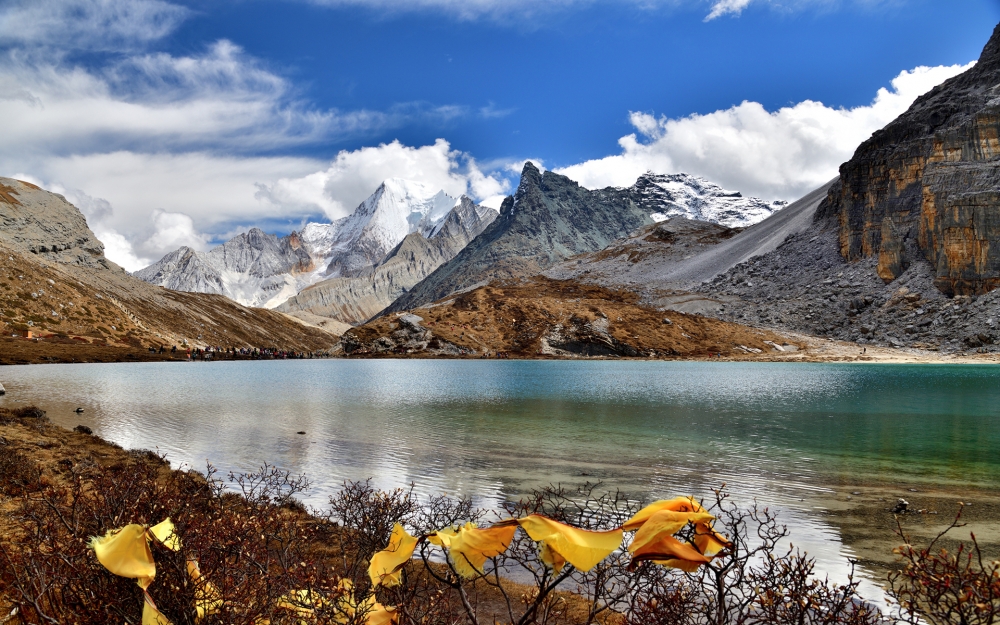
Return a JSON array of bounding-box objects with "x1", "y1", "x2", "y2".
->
[{"x1": 2, "y1": 359, "x2": 998, "y2": 595}]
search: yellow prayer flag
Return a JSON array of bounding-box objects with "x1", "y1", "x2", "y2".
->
[
  {"x1": 516, "y1": 515, "x2": 623, "y2": 572},
  {"x1": 693, "y1": 522, "x2": 730, "y2": 557},
  {"x1": 629, "y1": 510, "x2": 715, "y2": 554},
  {"x1": 149, "y1": 518, "x2": 181, "y2": 552},
  {"x1": 622, "y1": 497, "x2": 706, "y2": 531},
  {"x1": 186, "y1": 559, "x2": 223, "y2": 621},
  {"x1": 428, "y1": 522, "x2": 516, "y2": 579},
  {"x1": 629, "y1": 533, "x2": 711, "y2": 569},
  {"x1": 142, "y1": 596, "x2": 172, "y2": 625},
  {"x1": 90, "y1": 524, "x2": 157, "y2": 580},
  {"x1": 368, "y1": 523, "x2": 418, "y2": 587},
  {"x1": 368, "y1": 603, "x2": 399, "y2": 625},
  {"x1": 539, "y1": 542, "x2": 567, "y2": 574}
]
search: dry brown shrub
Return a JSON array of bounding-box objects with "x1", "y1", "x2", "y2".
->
[{"x1": 888, "y1": 506, "x2": 1000, "y2": 625}]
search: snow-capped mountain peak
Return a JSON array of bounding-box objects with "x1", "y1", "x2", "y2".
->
[
  {"x1": 323, "y1": 178, "x2": 461, "y2": 277},
  {"x1": 134, "y1": 178, "x2": 479, "y2": 308},
  {"x1": 633, "y1": 172, "x2": 786, "y2": 228}
]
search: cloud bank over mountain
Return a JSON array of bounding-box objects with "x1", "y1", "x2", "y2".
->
[{"x1": 557, "y1": 63, "x2": 974, "y2": 201}]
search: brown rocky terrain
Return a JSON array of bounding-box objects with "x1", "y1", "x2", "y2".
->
[
  {"x1": 0, "y1": 178, "x2": 341, "y2": 358},
  {"x1": 817, "y1": 23, "x2": 1000, "y2": 295},
  {"x1": 340, "y1": 277, "x2": 796, "y2": 358}
]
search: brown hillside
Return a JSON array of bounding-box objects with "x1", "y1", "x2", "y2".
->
[
  {"x1": 342, "y1": 277, "x2": 795, "y2": 358},
  {"x1": 0, "y1": 241, "x2": 338, "y2": 358}
]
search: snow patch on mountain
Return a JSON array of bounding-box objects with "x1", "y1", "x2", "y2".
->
[{"x1": 634, "y1": 173, "x2": 786, "y2": 228}]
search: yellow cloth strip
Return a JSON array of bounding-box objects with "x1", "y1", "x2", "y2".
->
[
  {"x1": 187, "y1": 558, "x2": 222, "y2": 622},
  {"x1": 629, "y1": 510, "x2": 715, "y2": 554},
  {"x1": 427, "y1": 522, "x2": 517, "y2": 579},
  {"x1": 91, "y1": 519, "x2": 181, "y2": 625},
  {"x1": 369, "y1": 523, "x2": 419, "y2": 587},
  {"x1": 622, "y1": 497, "x2": 706, "y2": 531},
  {"x1": 630, "y1": 533, "x2": 712, "y2": 569},
  {"x1": 90, "y1": 524, "x2": 157, "y2": 581},
  {"x1": 515, "y1": 515, "x2": 624, "y2": 573}
]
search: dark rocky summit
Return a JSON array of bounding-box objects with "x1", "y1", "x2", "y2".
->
[
  {"x1": 818, "y1": 23, "x2": 1000, "y2": 295},
  {"x1": 385, "y1": 162, "x2": 656, "y2": 312}
]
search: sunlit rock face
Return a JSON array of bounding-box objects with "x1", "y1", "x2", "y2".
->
[{"x1": 819, "y1": 23, "x2": 1000, "y2": 295}]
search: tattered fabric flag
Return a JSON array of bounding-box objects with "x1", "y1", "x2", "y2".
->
[
  {"x1": 369, "y1": 523, "x2": 419, "y2": 587},
  {"x1": 332, "y1": 579, "x2": 399, "y2": 625},
  {"x1": 427, "y1": 522, "x2": 517, "y2": 579},
  {"x1": 514, "y1": 515, "x2": 623, "y2": 573},
  {"x1": 186, "y1": 558, "x2": 222, "y2": 622},
  {"x1": 622, "y1": 497, "x2": 706, "y2": 531},
  {"x1": 623, "y1": 500, "x2": 730, "y2": 571},
  {"x1": 90, "y1": 519, "x2": 181, "y2": 625},
  {"x1": 629, "y1": 509, "x2": 716, "y2": 554}
]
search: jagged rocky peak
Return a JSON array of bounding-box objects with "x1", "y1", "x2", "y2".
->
[
  {"x1": 385, "y1": 161, "x2": 658, "y2": 313},
  {"x1": 631, "y1": 172, "x2": 785, "y2": 228},
  {"x1": 818, "y1": 22, "x2": 1000, "y2": 295},
  {"x1": 276, "y1": 194, "x2": 498, "y2": 325}
]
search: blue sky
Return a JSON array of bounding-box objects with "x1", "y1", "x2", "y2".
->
[{"x1": 0, "y1": 0, "x2": 996, "y2": 269}]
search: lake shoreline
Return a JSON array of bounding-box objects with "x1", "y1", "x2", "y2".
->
[
  {"x1": 3, "y1": 332, "x2": 998, "y2": 366},
  {"x1": 4, "y1": 404, "x2": 998, "y2": 589}
]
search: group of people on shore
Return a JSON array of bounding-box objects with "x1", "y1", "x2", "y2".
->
[{"x1": 150, "y1": 345, "x2": 318, "y2": 361}]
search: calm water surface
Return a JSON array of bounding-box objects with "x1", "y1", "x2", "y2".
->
[{"x1": 2, "y1": 359, "x2": 998, "y2": 596}]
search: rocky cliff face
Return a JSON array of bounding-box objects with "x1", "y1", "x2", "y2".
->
[
  {"x1": 276, "y1": 197, "x2": 497, "y2": 323},
  {"x1": 385, "y1": 163, "x2": 788, "y2": 315},
  {"x1": 0, "y1": 177, "x2": 106, "y2": 268},
  {"x1": 818, "y1": 23, "x2": 1000, "y2": 295}
]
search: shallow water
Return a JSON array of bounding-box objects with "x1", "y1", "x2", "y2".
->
[{"x1": 2, "y1": 359, "x2": 999, "y2": 597}]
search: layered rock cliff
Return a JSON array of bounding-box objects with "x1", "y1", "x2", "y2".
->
[{"x1": 818, "y1": 23, "x2": 1000, "y2": 295}]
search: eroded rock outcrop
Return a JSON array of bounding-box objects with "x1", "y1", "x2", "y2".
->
[
  {"x1": 0, "y1": 178, "x2": 106, "y2": 268},
  {"x1": 818, "y1": 23, "x2": 1000, "y2": 295}
]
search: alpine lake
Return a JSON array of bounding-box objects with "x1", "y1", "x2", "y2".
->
[{"x1": 3, "y1": 359, "x2": 999, "y2": 602}]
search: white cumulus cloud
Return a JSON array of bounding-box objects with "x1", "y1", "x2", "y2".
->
[
  {"x1": 556, "y1": 62, "x2": 975, "y2": 201},
  {"x1": 0, "y1": 0, "x2": 498, "y2": 270},
  {"x1": 257, "y1": 139, "x2": 509, "y2": 220},
  {"x1": 705, "y1": 0, "x2": 754, "y2": 19}
]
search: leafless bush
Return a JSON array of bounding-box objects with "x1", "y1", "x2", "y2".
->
[
  {"x1": 0, "y1": 449, "x2": 42, "y2": 496},
  {"x1": 0, "y1": 418, "x2": 896, "y2": 625},
  {"x1": 0, "y1": 456, "x2": 341, "y2": 624},
  {"x1": 888, "y1": 505, "x2": 1000, "y2": 625}
]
